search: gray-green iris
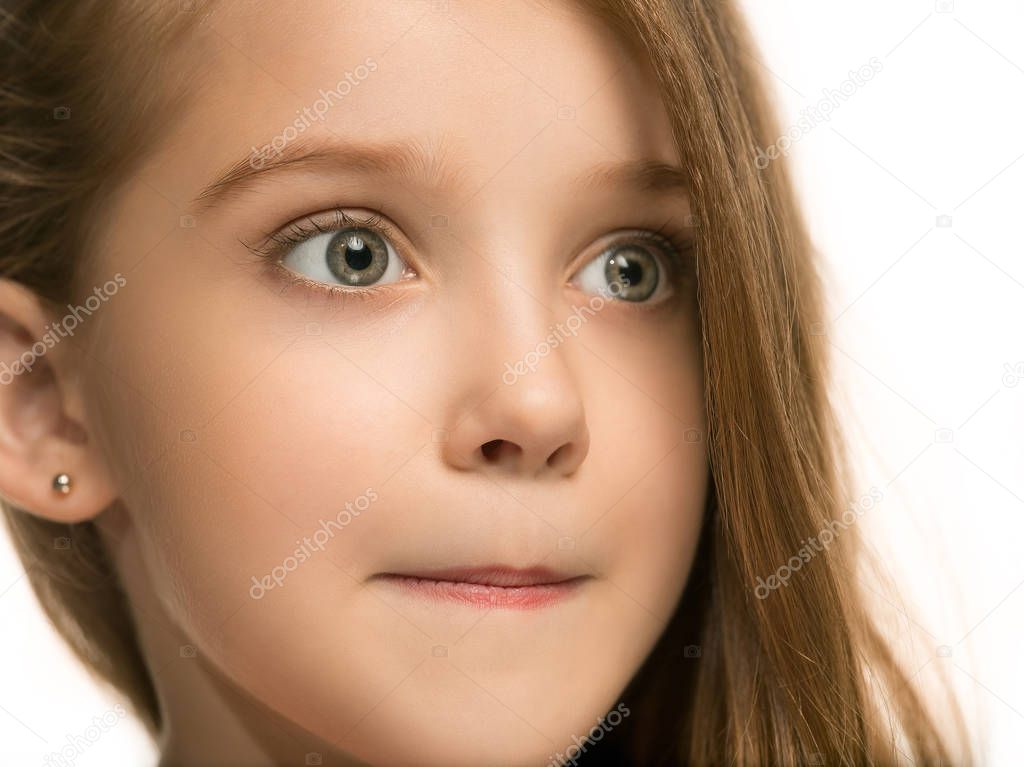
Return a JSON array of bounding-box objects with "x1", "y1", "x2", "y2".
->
[
  {"x1": 604, "y1": 245, "x2": 658, "y2": 301},
  {"x1": 326, "y1": 229, "x2": 388, "y2": 286}
]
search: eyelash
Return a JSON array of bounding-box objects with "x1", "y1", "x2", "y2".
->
[
  {"x1": 243, "y1": 208, "x2": 696, "y2": 299},
  {"x1": 248, "y1": 209, "x2": 400, "y2": 260},
  {"x1": 609, "y1": 221, "x2": 696, "y2": 281},
  {"x1": 243, "y1": 209, "x2": 406, "y2": 301}
]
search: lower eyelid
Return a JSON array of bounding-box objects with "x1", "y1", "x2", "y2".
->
[{"x1": 264, "y1": 257, "x2": 404, "y2": 302}]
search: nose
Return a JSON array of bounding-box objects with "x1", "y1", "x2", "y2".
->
[{"x1": 443, "y1": 345, "x2": 590, "y2": 479}]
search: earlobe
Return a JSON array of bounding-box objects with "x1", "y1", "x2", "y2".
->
[
  {"x1": 51, "y1": 472, "x2": 73, "y2": 495},
  {"x1": 0, "y1": 278, "x2": 118, "y2": 523}
]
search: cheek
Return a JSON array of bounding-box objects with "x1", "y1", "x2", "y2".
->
[
  {"x1": 80, "y1": 277, "x2": 450, "y2": 741},
  {"x1": 77, "y1": 237, "x2": 437, "y2": 636},
  {"x1": 574, "y1": 304, "x2": 707, "y2": 618}
]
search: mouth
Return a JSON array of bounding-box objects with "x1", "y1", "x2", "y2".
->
[{"x1": 370, "y1": 566, "x2": 591, "y2": 610}]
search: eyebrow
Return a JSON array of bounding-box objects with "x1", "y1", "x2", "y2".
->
[{"x1": 189, "y1": 136, "x2": 690, "y2": 214}]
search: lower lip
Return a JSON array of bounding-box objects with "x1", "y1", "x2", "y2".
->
[{"x1": 375, "y1": 574, "x2": 588, "y2": 609}]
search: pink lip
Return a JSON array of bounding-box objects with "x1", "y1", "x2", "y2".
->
[{"x1": 373, "y1": 566, "x2": 589, "y2": 609}]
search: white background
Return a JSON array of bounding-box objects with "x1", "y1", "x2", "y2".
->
[
  {"x1": 740, "y1": 1, "x2": 1024, "y2": 764},
  {"x1": 1, "y1": 1, "x2": 1021, "y2": 764}
]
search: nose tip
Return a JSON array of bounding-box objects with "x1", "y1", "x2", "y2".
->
[
  {"x1": 476, "y1": 423, "x2": 589, "y2": 477},
  {"x1": 443, "y1": 380, "x2": 590, "y2": 478}
]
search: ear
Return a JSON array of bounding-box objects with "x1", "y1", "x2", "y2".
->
[{"x1": 0, "y1": 278, "x2": 118, "y2": 523}]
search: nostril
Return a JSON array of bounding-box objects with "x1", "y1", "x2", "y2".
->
[
  {"x1": 480, "y1": 439, "x2": 521, "y2": 464},
  {"x1": 546, "y1": 442, "x2": 573, "y2": 470}
]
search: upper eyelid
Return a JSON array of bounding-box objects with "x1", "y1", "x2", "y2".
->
[
  {"x1": 276, "y1": 209, "x2": 399, "y2": 246},
  {"x1": 246, "y1": 208, "x2": 409, "y2": 263},
  {"x1": 248, "y1": 207, "x2": 694, "y2": 275},
  {"x1": 565, "y1": 227, "x2": 694, "y2": 281}
]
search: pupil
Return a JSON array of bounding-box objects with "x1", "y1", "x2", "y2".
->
[
  {"x1": 345, "y1": 235, "x2": 373, "y2": 270},
  {"x1": 619, "y1": 257, "x2": 642, "y2": 287}
]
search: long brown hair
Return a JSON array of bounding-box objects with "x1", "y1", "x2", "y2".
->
[{"x1": 0, "y1": 0, "x2": 970, "y2": 763}]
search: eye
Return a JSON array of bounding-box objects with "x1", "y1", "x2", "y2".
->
[
  {"x1": 271, "y1": 211, "x2": 412, "y2": 289},
  {"x1": 569, "y1": 232, "x2": 682, "y2": 303}
]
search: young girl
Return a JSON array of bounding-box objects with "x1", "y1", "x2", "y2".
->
[{"x1": 0, "y1": 0, "x2": 969, "y2": 764}]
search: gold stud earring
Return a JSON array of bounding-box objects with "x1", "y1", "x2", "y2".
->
[{"x1": 52, "y1": 473, "x2": 72, "y2": 495}]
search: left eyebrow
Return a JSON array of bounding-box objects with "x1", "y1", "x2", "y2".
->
[{"x1": 573, "y1": 158, "x2": 691, "y2": 196}]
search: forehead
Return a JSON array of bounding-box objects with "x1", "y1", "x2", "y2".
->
[{"x1": 147, "y1": 0, "x2": 679, "y2": 210}]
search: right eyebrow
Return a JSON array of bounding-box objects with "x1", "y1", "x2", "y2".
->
[{"x1": 189, "y1": 135, "x2": 471, "y2": 214}]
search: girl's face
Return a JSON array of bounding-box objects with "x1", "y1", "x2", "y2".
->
[{"x1": 80, "y1": 1, "x2": 707, "y2": 764}]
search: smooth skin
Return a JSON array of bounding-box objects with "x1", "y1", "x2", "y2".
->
[{"x1": 0, "y1": 1, "x2": 708, "y2": 765}]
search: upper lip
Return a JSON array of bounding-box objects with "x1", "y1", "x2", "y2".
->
[{"x1": 374, "y1": 565, "x2": 587, "y2": 587}]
